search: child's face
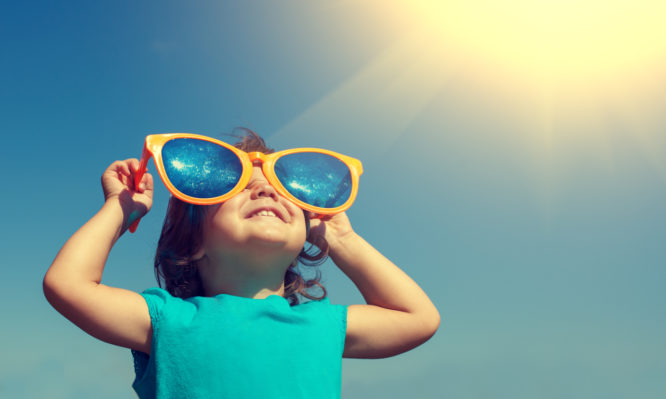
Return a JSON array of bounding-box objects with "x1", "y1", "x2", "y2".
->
[{"x1": 199, "y1": 164, "x2": 308, "y2": 263}]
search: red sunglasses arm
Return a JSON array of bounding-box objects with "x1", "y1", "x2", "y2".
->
[{"x1": 129, "y1": 144, "x2": 150, "y2": 234}]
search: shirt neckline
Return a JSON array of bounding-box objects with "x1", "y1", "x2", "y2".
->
[{"x1": 214, "y1": 292, "x2": 288, "y2": 302}]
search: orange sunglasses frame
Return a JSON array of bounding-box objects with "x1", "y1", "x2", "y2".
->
[{"x1": 129, "y1": 133, "x2": 363, "y2": 233}]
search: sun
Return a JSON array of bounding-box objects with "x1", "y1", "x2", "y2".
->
[
  {"x1": 277, "y1": 0, "x2": 666, "y2": 139},
  {"x1": 395, "y1": 0, "x2": 666, "y2": 212},
  {"x1": 407, "y1": 1, "x2": 666, "y2": 96},
  {"x1": 273, "y1": 1, "x2": 666, "y2": 210}
]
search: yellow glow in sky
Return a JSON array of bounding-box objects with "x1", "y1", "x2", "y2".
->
[
  {"x1": 399, "y1": 0, "x2": 666, "y2": 215},
  {"x1": 402, "y1": 0, "x2": 666, "y2": 105},
  {"x1": 277, "y1": 1, "x2": 666, "y2": 173},
  {"x1": 274, "y1": 1, "x2": 666, "y2": 224}
]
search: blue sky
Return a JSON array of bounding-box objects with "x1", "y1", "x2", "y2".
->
[{"x1": 2, "y1": 1, "x2": 665, "y2": 398}]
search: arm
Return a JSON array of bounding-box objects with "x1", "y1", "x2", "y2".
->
[
  {"x1": 43, "y1": 159, "x2": 155, "y2": 354},
  {"x1": 45, "y1": 194, "x2": 130, "y2": 285},
  {"x1": 308, "y1": 213, "x2": 441, "y2": 359}
]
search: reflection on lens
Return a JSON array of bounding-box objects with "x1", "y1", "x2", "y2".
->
[
  {"x1": 162, "y1": 138, "x2": 242, "y2": 198},
  {"x1": 274, "y1": 152, "x2": 352, "y2": 208}
]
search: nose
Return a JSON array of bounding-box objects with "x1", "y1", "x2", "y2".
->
[{"x1": 248, "y1": 166, "x2": 279, "y2": 201}]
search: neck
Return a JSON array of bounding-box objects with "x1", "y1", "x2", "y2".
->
[{"x1": 198, "y1": 249, "x2": 293, "y2": 299}]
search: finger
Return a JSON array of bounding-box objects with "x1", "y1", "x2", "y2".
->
[
  {"x1": 111, "y1": 160, "x2": 130, "y2": 176},
  {"x1": 141, "y1": 172, "x2": 153, "y2": 186},
  {"x1": 126, "y1": 158, "x2": 140, "y2": 173},
  {"x1": 133, "y1": 158, "x2": 148, "y2": 173},
  {"x1": 139, "y1": 172, "x2": 153, "y2": 192},
  {"x1": 128, "y1": 158, "x2": 149, "y2": 189},
  {"x1": 123, "y1": 158, "x2": 136, "y2": 175},
  {"x1": 147, "y1": 173, "x2": 154, "y2": 190},
  {"x1": 118, "y1": 166, "x2": 131, "y2": 185}
]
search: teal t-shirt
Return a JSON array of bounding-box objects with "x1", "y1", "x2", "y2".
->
[{"x1": 130, "y1": 287, "x2": 348, "y2": 399}]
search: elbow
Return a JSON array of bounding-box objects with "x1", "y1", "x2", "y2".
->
[
  {"x1": 421, "y1": 305, "x2": 441, "y2": 337},
  {"x1": 43, "y1": 270, "x2": 53, "y2": 296},
  {"x1": 43, "y1": 265, "x2": 59, "y2": 291},
  {"x1": 412, "y1": 308, "x2": 441, "y2": 340},
  {"x1": 410, "y1": 310, "x2": 441, "y2": 350},
  {"x1": 43, "y1": 267, "x2": 60, "y2": 292},
  {"x1": 432, "y1": 310, "x2": 441, "y2": 330},
  {"x1": 420, "y1": 300, "x2": 441, "y2": 330},
  {"x1": 427, "y1": 310, "x2": 441, "y2": 336},
  {"x1": 42, "y1": 272, "x2": 60, "y2": 306},
  {"x1": 42, "y1": 269, "x2": 70, "y2": 307}
]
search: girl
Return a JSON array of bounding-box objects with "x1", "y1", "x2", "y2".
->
[{"x1": 43, "y1": 128, "x2": 440, "y2": 398}]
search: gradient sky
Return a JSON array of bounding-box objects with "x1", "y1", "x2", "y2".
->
[{"x1": 2, "y1": 1, "x2": 665, "y2": 398}]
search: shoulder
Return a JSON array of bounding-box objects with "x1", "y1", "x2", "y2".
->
[
  {"x1": 139, "y1": 287, "x2": 193, "y2": 323},
  {"x1": 301, "y1": 296, "x2": 348, "y2": 332}
]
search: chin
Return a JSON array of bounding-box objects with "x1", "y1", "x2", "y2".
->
[{"x1": 246, "y1": 233, "x2": 304, "y2": 254}]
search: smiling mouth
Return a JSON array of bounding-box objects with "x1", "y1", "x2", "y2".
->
[
  {"x1": 249, "y1": 214, "x2": 282, "y2": 221},
  {"x1": 247, "y1": 209, "x2": 285, "y2": 222}
]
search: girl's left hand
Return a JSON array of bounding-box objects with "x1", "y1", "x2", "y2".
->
[{"x1": 306, "y1": 211, "x2": 354, "y2": 250}]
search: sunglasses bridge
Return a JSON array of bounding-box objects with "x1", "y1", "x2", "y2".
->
[{"x1": 247, "y1": 151, "x2": 268, "y2": 165}]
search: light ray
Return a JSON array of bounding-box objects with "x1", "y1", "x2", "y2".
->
[
  {"x1": 271, "y1": 29, "x2": 457, "y2": 155},
  {"x1": 273, "y1": 1, "x2": 666, "y2": 220}
]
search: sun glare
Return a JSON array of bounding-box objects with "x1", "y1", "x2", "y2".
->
[
  {"x1": 393, "y1": 0, "x2": 666, "y2": 219},
  {"x1": 274, "y1": 0, "x2": 666, "y2": 197},
  {"x1": 409, "y1": 0, "x2": 666, "y2": 93}
]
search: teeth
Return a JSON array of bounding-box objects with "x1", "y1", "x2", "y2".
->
[{"x1": 254, "y1": 210, "x2": 277, "y2": 217}]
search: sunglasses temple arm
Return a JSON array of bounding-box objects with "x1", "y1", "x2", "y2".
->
[{"x1": 128, "y1": 144, "x2": 150, "y2": 234}]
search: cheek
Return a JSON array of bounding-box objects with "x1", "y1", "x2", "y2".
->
[
  {"x1": 207, "y1": 214, "x2": 236, "y2": 237},
  {"x1": 294, "y1": 211, "x2": 309, "y2": 242},
  {"x1": 203, "y1": 204, "x2": 243, "y2": 245}
]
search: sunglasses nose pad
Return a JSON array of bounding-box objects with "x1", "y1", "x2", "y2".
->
[{"x1": 248, "y1": 151, "x2": 266, "y2": 164}]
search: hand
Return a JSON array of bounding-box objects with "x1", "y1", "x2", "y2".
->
[
  {"x1": 101, "y1": 159, "x2": 154, "y2": 225},
  {"x1": 306, "y1": 211, "x2": 355, "y2": 251}
]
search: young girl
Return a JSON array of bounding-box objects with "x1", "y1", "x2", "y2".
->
[{"x1": 43, "y1": 128, "x2": 440, "y2": 398}]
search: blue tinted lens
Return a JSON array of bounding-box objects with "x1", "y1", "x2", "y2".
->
[
  {"x1": 161, "y1": 138, "x2": 243, "y2": 199},
  {"x1": 274, "y1": 152, "x2": 352, "y2": 208}
]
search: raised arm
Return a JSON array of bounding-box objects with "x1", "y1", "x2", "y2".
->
[
  {"x1": 333, "y1": 231, "x2": 440, "y2": 358},
  {"x1": 309, "y1": 212, "x2": 441, "y2": 359},
  {"x1": 43, "y1": 159, "x2": 155, "y2": 354}
]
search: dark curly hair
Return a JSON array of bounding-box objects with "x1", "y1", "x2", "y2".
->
[{"x1": 152, "y1": 127, "x2": 330, "y2": 306}]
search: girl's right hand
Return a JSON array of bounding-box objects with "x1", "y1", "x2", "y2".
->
[{"x1": 101, "y1": 159, "x2": 154, "y2": 224}]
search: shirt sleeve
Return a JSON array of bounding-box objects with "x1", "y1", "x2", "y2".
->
[
  {"x1": 138, "y1": 286, "x2": 175, "y2": 325},
  {"x1": 130, "y1": 287, "x2": 174, "y2": 378},
  {"x1": 323, "y1": 297, "x2": 348, "y2": 353}
]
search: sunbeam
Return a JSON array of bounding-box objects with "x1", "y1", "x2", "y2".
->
[
  {"x1": 273, "y1": 0, "x2": 666, "y2": 223},
  {"x1": 271, "y1": 29, "x2": 457, "y2": 155}
]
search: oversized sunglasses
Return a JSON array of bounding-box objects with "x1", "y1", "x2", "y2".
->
[{"x1": 129, "y1": 133, "x2": 363, "y2": 233}]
